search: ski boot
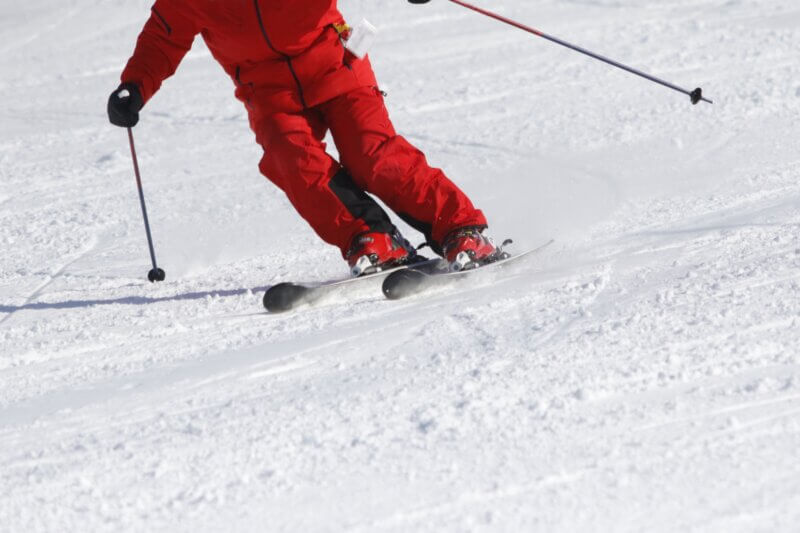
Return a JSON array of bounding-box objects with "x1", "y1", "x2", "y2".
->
[
  {"x1": 346, "y1": 230, "x2": 421, "y2": 277},
  {"x1": 442, "y1": 226, "x2": 505, "y2": 271}
]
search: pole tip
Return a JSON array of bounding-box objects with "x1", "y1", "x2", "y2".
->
[
  {"x1": 148, "y1": 268, "x2": 166, "y2": 282},
  {"x1": 690, "y1": 87, "x2": 713, "y2": 105}
]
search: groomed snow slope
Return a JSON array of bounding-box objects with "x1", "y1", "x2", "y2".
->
[{"x1": 2, "y1": 0, "x2": 800, "y2": 531}]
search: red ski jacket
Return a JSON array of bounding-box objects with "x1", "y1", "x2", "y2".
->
[{"x1": 122, "y1": 0, "x2": 377, "y2": 118}]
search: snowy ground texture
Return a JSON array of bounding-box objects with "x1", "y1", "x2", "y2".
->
[{"x1": 2, "y1": 0, "x2": 800, "y2": 531}]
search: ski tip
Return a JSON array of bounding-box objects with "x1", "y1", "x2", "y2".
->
[
  {"x1": 382, "y1": 268, "x2": 427, "y2": 300},
  {"x1": 263, "y1": 282, "x2": 309, "y2": 313}
]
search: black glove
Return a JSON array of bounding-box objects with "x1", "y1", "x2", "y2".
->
[
  {"x1": 107, "y1": 83, "x2": 144, "y2": 128},
  {"x1": 408, "y1": 0, "x2": 430, "y2": 3}
]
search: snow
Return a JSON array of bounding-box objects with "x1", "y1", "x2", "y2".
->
[{"x1": 2, "y1": 0, "x2": 800, "y2": 531}]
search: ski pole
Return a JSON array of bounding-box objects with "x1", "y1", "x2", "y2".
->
[
  {"x1": 444, "y1": 0, "x2": 713, "y2": 105},
  {"x1": 127, "y1": 127, "x2": 166, "y2": 282}
]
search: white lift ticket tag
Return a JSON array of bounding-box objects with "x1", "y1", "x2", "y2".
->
[{"x1": 345, "y1": 19, "x2": 378, "y2": 59}]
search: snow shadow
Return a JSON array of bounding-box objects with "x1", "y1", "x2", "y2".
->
[{"x1": 0, "y1": 285, "x2": 271, "y2": 314}]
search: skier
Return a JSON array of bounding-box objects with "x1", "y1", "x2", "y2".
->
[{"x1": 107, "y1": 0, "x2": 499, "y2": 275}]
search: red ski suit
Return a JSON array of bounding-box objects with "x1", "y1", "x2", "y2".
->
[{"x1": 121, "y1": 0, "x2": 487, "y2": 255}]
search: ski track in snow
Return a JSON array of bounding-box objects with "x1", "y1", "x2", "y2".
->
[{"x1": 2, "y1": 0, "x2": 800, "y2": 531}]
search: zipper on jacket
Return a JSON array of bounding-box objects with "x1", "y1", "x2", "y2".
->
[
  {"x1": 235, "y1": 66, "x2": 253, "y2": 90},
  {"x1": 252, "y1": 0, "x2": 308, "y2": 109},
  {"x1": 152, "y1": 7, "x2": 172, "y2": 35},
  {"x1": 235, "y1": 66, "x2": 255, "y2": 107}
]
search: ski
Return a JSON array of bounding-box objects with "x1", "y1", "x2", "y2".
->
[
  {"x1": 263, "y1": 258, "x2": 443, "y2": 312},
  {"x1": 382, "y1": 239, "x2": 555, "y2": 300}
]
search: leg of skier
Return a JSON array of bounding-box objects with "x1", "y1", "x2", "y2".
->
[
  {"x1": 255, "y1": 110, "x2": 420, "y2": 275},
  {"x1": 321, "y1": 86, "x2": 499, "y2": 269}
]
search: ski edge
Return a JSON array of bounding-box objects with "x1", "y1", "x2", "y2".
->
[
  {"x1": 262, "y1": 257, "x2": 443, "y2": 313},
  {"x1": 381, "y1": 238, "x2": 555, "y2": 301}
]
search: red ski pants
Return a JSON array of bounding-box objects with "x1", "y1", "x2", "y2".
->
[{"x1": 255, "y1": 86, "x2": 487, "y2": 256}]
